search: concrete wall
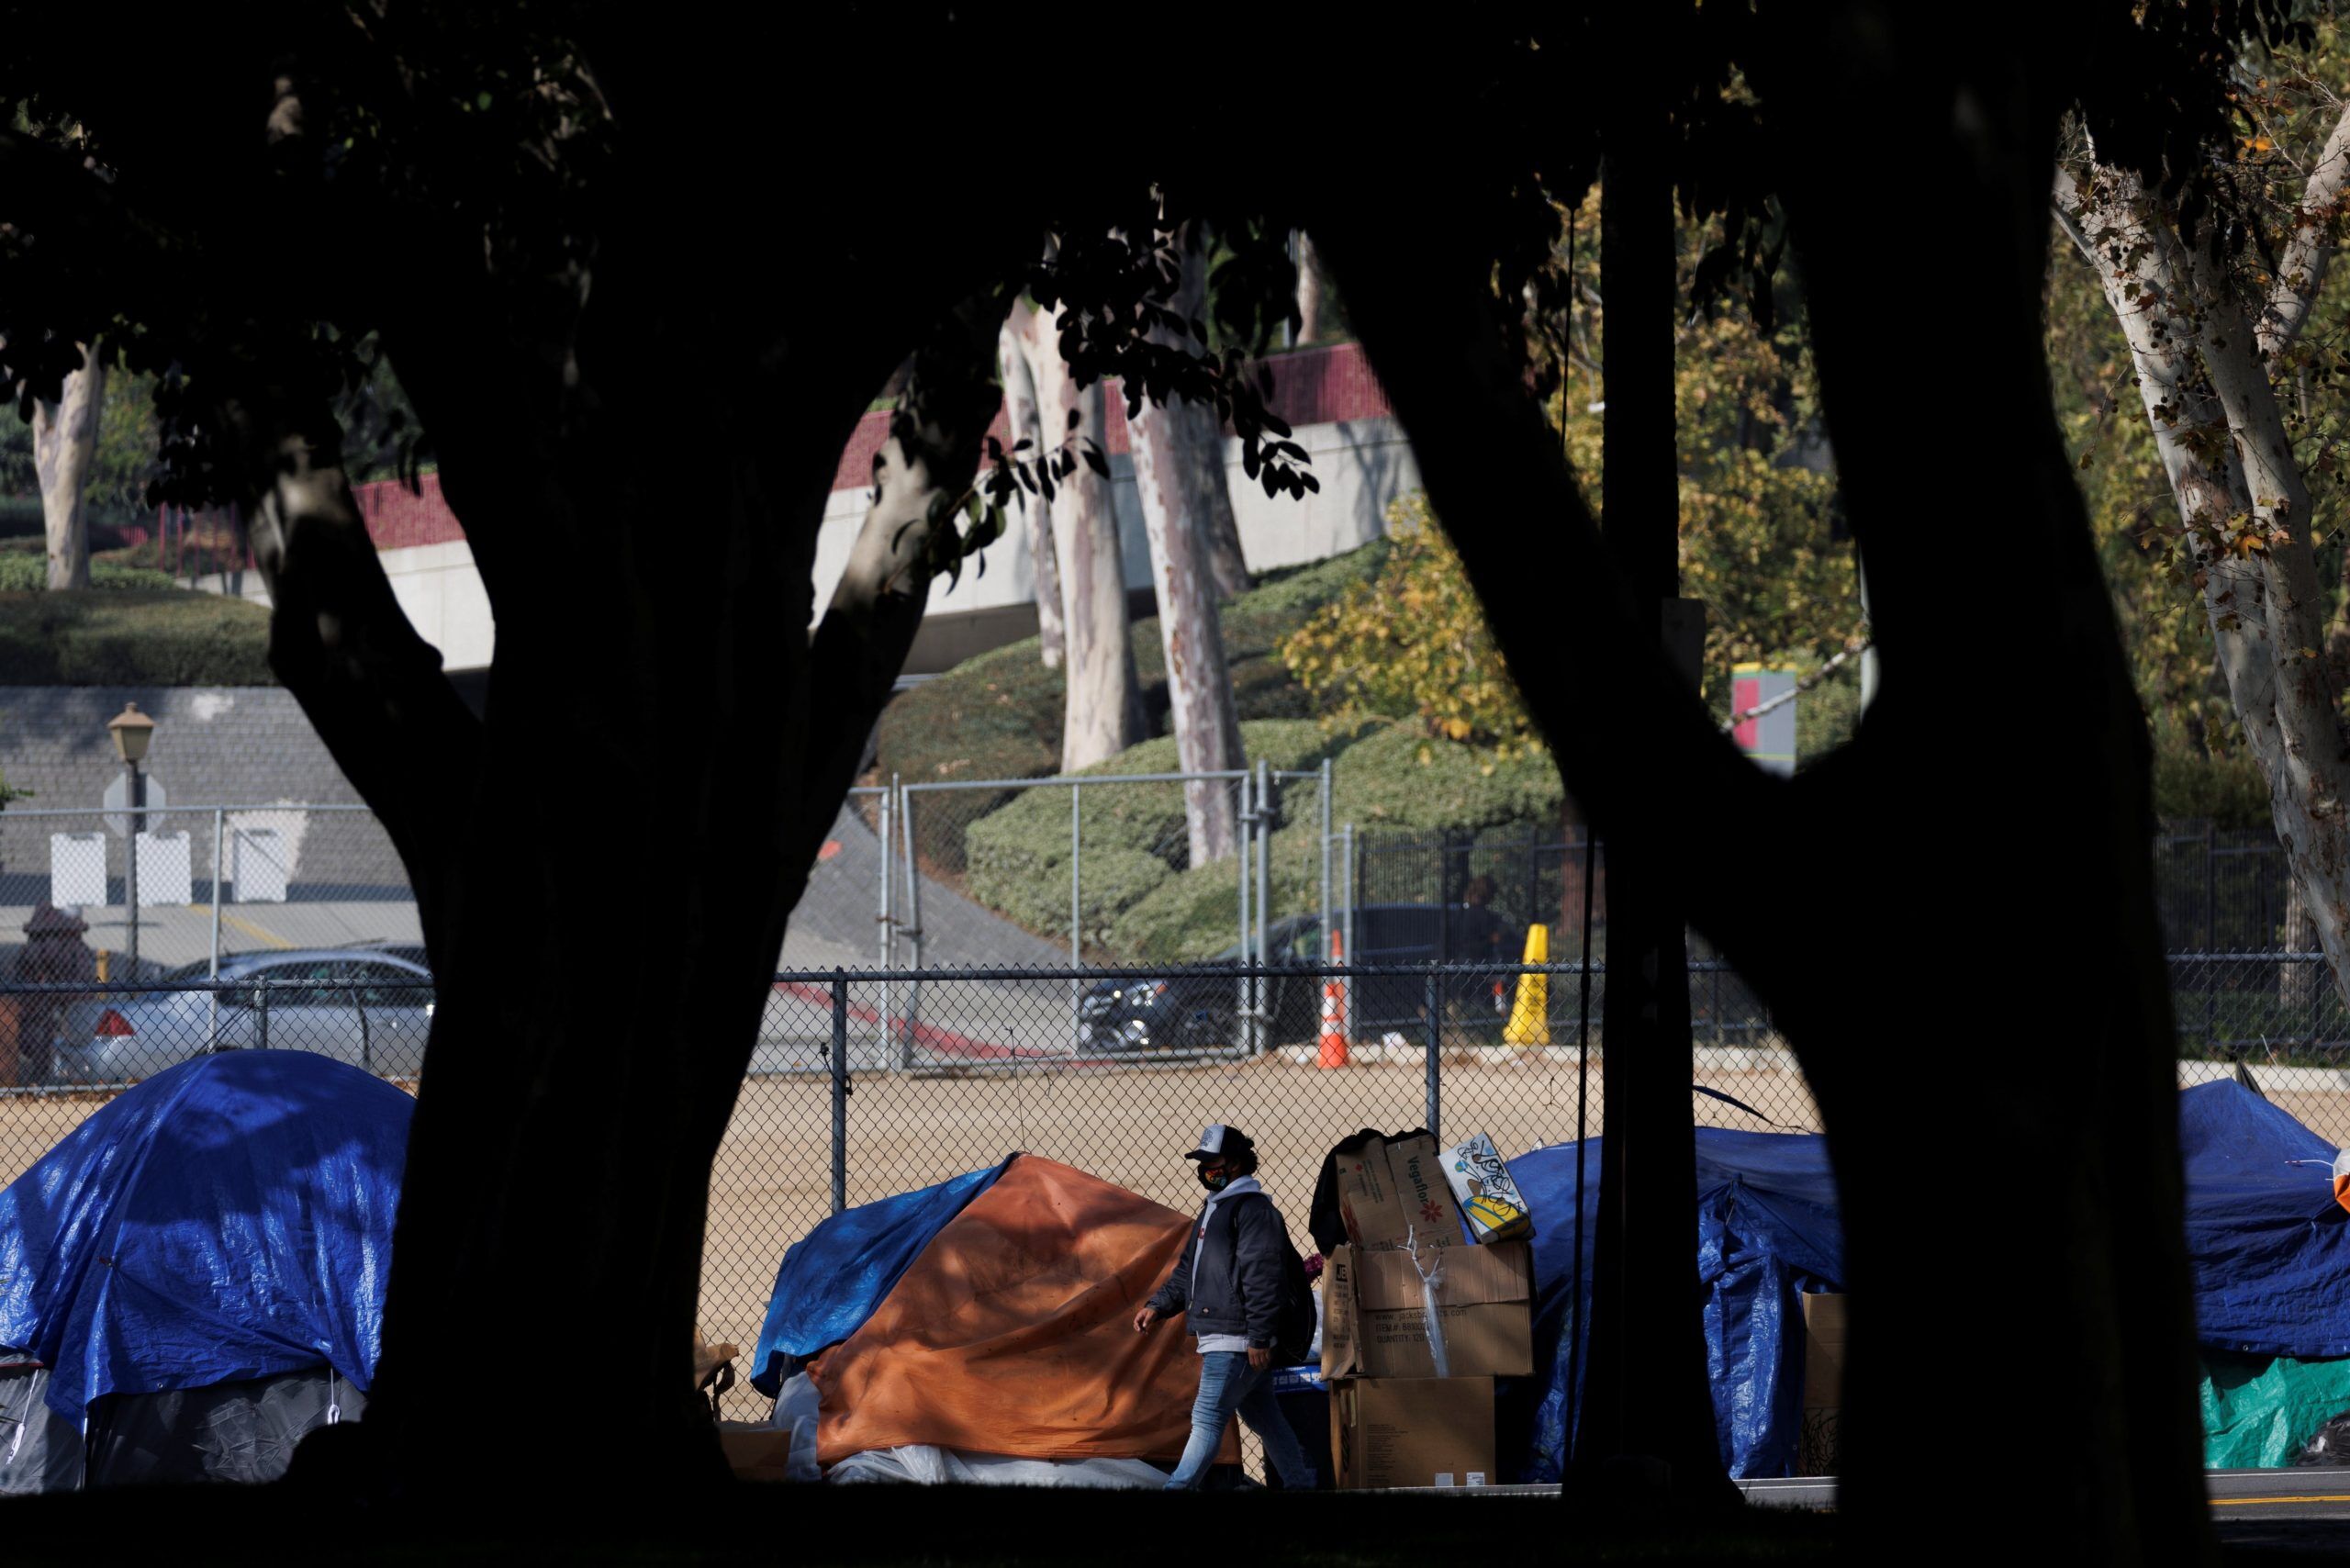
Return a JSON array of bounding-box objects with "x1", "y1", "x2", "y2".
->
[{"x1": 186, "y1": 415, "x2": 1418, "y2": 678}]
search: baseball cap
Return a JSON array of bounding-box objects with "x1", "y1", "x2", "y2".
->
[{"x1": 1183, "y1": 1124, "x2": 1254, "y2": 1161}]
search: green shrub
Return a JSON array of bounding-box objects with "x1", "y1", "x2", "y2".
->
[
  {"x1": 966, "y1": 844, "x2": 1172, "y2": 956},
  {"x1": 1108, "y1": 821, "x2": 1326, "y2": 962},
  {"x1": 2154, "y1": 743, "x2": 2272, "y2": 830},
  {"x1": 0, "y1": 552, "x2": 175, "y2": 592},
  {"x1": 1325, "y1": 721, "x2": 1564, "y2": 834},
  {"x1": 960, "y1": 719, "x2": 1353, "y2": 946},
  {"x1": 879, "y1": 541, "x2": 1392, "y2": 873},
  {"x1": 0, "y1": 590, "x2": 274, "y2": 684}
]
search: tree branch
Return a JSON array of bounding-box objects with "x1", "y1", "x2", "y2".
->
[
  {"x1": 789, "y1": 284, "x2": 1016, "y2": 867},
  {"x1": 223, "y1": 395, "x2": 483, "y2": 949},
  {"x1": 2259, "y1": 101, "x2": 2350, "y2": 366}
]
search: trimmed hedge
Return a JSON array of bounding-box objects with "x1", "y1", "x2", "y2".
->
[
  {"x1": 0, "y1": 590, "x2": 275, "y2": 685},
  {"x1": 1100, "y1": 720, "x2": 1569, "y2": 963},
  {"x1": 961, "y1": 719, "x2": 1354, "y2": 949},
  {"x1": 878, "y1": 541, "x2": 1391, "y2": 874},
  {"x1": 0, "y1": 554, "x2": 174, "y2": 592}
]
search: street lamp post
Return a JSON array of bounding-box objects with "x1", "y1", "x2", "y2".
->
[{"x1": 108, "y1": 702, "x2": 155, "y2": 975}]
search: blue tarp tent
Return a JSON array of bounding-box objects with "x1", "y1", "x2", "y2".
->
[
  {"x1": 1506, "y1": 1081, "x2": 2350, "y2": 1480},
  {"x1": 0, "y1": 1050, "x2": 411, "y2": 1427},
  {"x1": 749, "y1": 1157, "x2": 1013, "y2": 1397},
  {"x1": 2175, "y1": 1079, "x2": 2350, "y2": 1357},
  {"x1": 1508, "y1": 1127, "x2": 1844, "y2": 1483}
]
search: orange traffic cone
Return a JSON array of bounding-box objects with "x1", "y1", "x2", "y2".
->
[{"x1": 1318, "y1": 930, "x2": 1350, "y2": 1069}]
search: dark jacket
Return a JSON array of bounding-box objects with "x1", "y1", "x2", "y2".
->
[{"x1": 1147, "y1": 1184, "x2": 1292, "y2": 1348}]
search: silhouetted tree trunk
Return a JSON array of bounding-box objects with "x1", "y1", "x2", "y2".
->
[
  {"x1": 1315, "y1": 12, "x2": 2211, "y2": 1560},
  {"x1": 1572, "y1": 99, "x2": 1731, "y2": 1507},
  {"x1": 31, "y1": 342, "x2": 101, "y2": 590},
  {"x1": 1032, "y1": 299, "x2": 1141, "y2": 771},
  {"x1": 1130, "y1": 228, "x2": 1245, "y2": 862},
  {"x1": 1000, "y1": 304, "x2": 1065, "y2": 668}
]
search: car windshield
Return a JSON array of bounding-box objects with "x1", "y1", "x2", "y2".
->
[{"x1": 1209, "y1": 915, "x2": 1320, "y2": 963}]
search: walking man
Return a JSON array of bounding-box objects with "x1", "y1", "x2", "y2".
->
[{"x1": 1134, "y1": 1123, "x2": 1317, "y2": 1489}]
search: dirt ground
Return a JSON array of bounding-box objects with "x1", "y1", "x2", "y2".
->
[{"x1": 9, "y1": 1055, "x2": 2347, "y2": 1425}]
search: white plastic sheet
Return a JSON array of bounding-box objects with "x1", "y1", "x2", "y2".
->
[{"x1": 827, "y1": 1444, "x2": 1168, "y2": 1488}]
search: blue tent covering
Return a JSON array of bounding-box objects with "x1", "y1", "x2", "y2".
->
[
  {"x1": 2176, "y1": 1079, "x2": 2350, "y2": 1357},
  {"x1": 1510, "y1": 1127, "x2": 1845, "y2": 1483},
  {"x1": 1505, "y1": 1081, "x2": 2350, "y2": 1481},
  {"x1": 749, "y1": 1156, "x2": 1013, "y2": 1397},
  {"x1": 0, "y1": 1051, "x2": 411, "y2": 1425}
]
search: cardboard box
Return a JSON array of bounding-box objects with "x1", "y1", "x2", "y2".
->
[
  {"x1": 1337, "y1": 1134, "x2": 1469, "y2": 1252},
  {"x1": 1797, "y1": 1292, "x2": 1844, "y2": 1476},
  {"x1": 1441, "y1": 1132, "x2": 1533, "y2": 1244},
  {"x1": 1320, "y1": 1240, "x2": 1533, "y2": 1380},
  {"x1": 717, "y1": 1420, "x2": 796, "y2": 1483},
  {"x1": 1330, "y1": 1376, "x2": 1495, "y2": 1490}
]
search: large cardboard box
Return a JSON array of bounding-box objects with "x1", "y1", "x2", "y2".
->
[
  {"x1": 1320, "y1": 1240, "x2": 1533, "y2": 1380},
  {"x1": 1337, "y1": 1134, "x2": 1469, "y2": 1251},
  {"x1": 717, "y1": 1420, "x2": 795, "y2": 1483},
  {"x1": 1330, "y1": 1376, "x2": 1495, "y2": 1490},
  {"x1": 1797, "y1": 1292, "x2": 1844, "y2": 1476}
]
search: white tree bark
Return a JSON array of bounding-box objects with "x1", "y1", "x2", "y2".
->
[
  {"x1": 2061, "y1": 161, "x2": 2350, "y2": 1007},
  {"x1": 1131, "y1": 232, "x2": 1246, "y2": 865},
  {"x1": 1000, "y1": 307, "x2": 1065, "y2": 669},
  {"x1": 31, "y1": 342, "x2": 103, "y2": 591},
  {"x1": 1031, "y1": 304, "x2": 1140, "y2": 772},
  {"x1": 1295, "y1": 229, "x2": 1326, "y2": 346}
]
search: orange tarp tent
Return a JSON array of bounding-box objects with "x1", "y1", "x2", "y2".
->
[{"x1": 811, "y1": 1154, "x2": 1237, "y2": 1466}]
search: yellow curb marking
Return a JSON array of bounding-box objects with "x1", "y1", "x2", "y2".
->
[{"x1": 218, "y1": 910, "x2": 294, "y2": 950}]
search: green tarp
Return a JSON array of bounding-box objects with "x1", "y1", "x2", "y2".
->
[{"x1": 2199, "y1": 1350, "x2": 2350, "y2": 1469}]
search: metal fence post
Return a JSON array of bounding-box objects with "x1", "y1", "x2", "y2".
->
[
  {"x1": 1069, "y1": 781, "x2": 1083, "y2": 1051},
  {"x1": 2206, "y1": 820, "x2": 2220, "y2": 1056},
  {"x1": 256, "y1": 974, "x2": 272, "y2": 1052},
  {"x1": 1319, "y1": 756, "x2": 1334, "y2": 955},
  {"x1": 878, "y1": 787, "x2": 894, "y2": 1068},
  {"x1": 830, "y1": 969, "x2": 849, "y2": 1216},
  {"x1": 1424, "y1": 968, "x2": 1441, "y2": 1140},
  {"x1": 1342, "y1": 823, "x2": 1357, "y2": 1042},
  {"x1": 1237, "y1": 769, "x2": 1253, "y2": 1042},
  {"x1": 208, "y1": 807, "x2": 225, "y2": 1045},
  {"x1": 899, "y1": 778, "x2": 922, "y2": 1068},
  {"x1": 1253, "y1": 761, "x2": 1272, "y2": 1056}
]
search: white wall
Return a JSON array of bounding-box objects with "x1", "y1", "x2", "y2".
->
[{"x1": 189, "y1": 415, "x2": 1421, "y2": 675}]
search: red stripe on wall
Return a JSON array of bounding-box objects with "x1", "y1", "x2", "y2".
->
[{"x1": 352, "y1": 341, "x2": 1392, "y2": 552}]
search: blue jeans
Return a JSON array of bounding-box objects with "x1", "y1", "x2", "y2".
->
[{"x1": 1165, "y1": 1350, "x2": 1316, "y2": 1490}]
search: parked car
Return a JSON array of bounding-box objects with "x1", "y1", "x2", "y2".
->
[
  {"x1": 1074, "y1": 903, "x2": 1525, "y2": 1056},
  {"x1": 50, "y1": 948, "x2": 436, "y2": 1084}
]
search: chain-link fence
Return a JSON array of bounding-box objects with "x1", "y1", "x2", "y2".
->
[{"x1": 0, "y1": 803, "x2": 418, "y2": 982}]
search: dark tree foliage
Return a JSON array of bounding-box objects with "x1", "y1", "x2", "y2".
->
[{"x1": 0, "y1": 6, "x2": 2295, "y2": 1557}]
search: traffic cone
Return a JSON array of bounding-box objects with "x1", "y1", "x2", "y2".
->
[
  {"x1": 1503, "y1": 924, "x2": 1551, "y2": 1047},
  {"x1": 1318, "y1": 930, "x2": 1350, "y2": 1069}
]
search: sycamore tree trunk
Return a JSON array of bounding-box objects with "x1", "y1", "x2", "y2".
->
[
  {"x1": 1130, "y1": 229, "x2": 1245, "y2": 864},
  {"x1": 1295, "y1": 230, "x2": 1326, "y2": 347},
  {"x1": 31, "y1": 342, "x2": 102, "y2": 591},
  {"x1": 1031, "y1": 301, "x2": 1141, "y2": 772},
  {"x1": 2059, "y1": 131, "x2": 2350, "y2": 1017},
  {"x1": 1001, "y1": 303, "x2": 1066, "y2": 669},
  {"x1": 1316, "y1": 11, "x2": 2210, "y2": 1560}
]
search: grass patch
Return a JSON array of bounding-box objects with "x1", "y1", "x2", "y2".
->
[{"x1": 0, "y1": 589, "x2": 274, "y2": 684}]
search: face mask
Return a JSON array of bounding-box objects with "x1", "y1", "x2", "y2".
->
[{"x1": 1198, "y1": 1168, "x2": 1230, "y2": 1193}]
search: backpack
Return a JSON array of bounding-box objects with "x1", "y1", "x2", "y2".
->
[{"x1": 1273, "y1": 1239, "x2": 1316, "y2": 1364}]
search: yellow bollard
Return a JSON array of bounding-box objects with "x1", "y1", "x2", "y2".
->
[
  {"x1": 1503, "y1": 924, "x2": 1550, "y2": 1047},
  {"x1": 95, "y1": 948, "x2": 110, "y2": 983}
]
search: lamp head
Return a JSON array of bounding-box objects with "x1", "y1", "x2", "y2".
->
[{"x1": 107, "y1": 702, "x2": 155, "y2": 766}]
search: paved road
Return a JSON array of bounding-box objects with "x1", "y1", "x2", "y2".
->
[{"x1": 1740, "y1": 1470, "x2": 2350, "y2": 1551}]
